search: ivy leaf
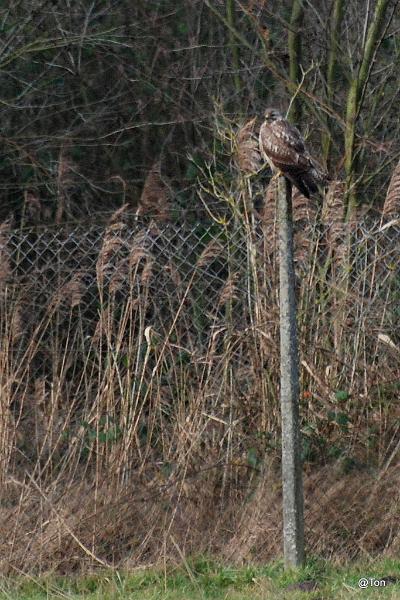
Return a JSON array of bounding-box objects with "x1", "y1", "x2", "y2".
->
[
  {"x1": 335, "y1": 412, "x2": 350, "y2": 427},
  {"x1": 335, "y1": 390, "x2": 350, "y2": 402},
  {"x1": 247, "y1": 447, "x2": 259, "y2": 469}
]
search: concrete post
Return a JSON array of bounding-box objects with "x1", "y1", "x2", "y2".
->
[{"x1": 277, "y1": 175, "x2": 305, "y2": 567}]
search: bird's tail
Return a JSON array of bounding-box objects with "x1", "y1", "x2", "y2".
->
[
  {"x1": 309, "y1": 158, "x2": 329, "y2": 185},
  {"x1": 301, "y1": 159, "x2": 329, "y2": 197}
]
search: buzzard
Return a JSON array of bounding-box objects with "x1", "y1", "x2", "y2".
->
[{"x1": 259, "y1": 108, "x2": 327, "y2": 198}]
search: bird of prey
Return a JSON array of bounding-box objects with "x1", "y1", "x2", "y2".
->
[{"x1": 259, "y1": 108, "x2": 327, "y2": 198}]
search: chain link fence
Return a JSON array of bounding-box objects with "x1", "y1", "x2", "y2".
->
[
  {"x1": 0, "y1": 212, "x2": 400, "y2": 570},
  {"x1": 0, "y1": 213, "x2": 399, "y2": 442},
  {"x1": 1, "y1": 214, "x2": 400, "y2": 367},
  {"x1": 2, "y1": 217, "x2": 255, "y2": 348}
]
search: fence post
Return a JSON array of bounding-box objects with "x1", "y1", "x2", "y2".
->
[{"x1": 277, "y1": 175, "x2": 305, "y2": 567}]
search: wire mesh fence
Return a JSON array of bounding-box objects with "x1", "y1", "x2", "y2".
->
[
  {"x1": 1, "y1": 212, "x2": 400, "y2": 380},
  {"x1": 0, "y1": 211, "x2": 399, "y2": 570},
  {"x1": 1, "y1": 217, "x2": 255, "y2": 352}
]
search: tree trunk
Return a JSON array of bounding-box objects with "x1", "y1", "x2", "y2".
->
[
  {"x1": 344, "y1": 0, "x2": 391, "y2": 217},
  {"x1": 226, "y1": 0, "x2": 241, "y2": 94},
  {"x1": 288, "y1": 0, "x2": 305, "y2": 123},
  {"x1": 323, "y1": 0, "x2": 345, "y2": 165}
]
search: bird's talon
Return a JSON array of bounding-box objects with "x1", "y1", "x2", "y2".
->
[{"x1": 271, "y1": 171, "x2": 284, "y2": 182}]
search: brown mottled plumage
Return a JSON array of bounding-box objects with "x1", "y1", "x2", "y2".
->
[{"x1": 259, "y1": 108, "x2": 328, "y2": 198}]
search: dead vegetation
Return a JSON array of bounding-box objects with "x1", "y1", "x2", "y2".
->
[
  {"x1": 383, "y1": 159, "x2": 400, "y2": 217},
  {"x1": 1, "y1": 462, "x2": 398, "y2": 575},
  {"x1": 0, "y1": 194, "x2": 399, "y2": 574}
]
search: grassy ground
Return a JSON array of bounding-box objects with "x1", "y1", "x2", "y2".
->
[{"x1": 0, "y1": 558, "x2": 399, "y2": 600}]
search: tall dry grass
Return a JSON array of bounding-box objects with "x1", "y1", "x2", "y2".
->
[{"x1": 0, "y1": 182, "x2": 399, "y2": 573}]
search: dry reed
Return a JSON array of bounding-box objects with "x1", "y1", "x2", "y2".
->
[
  {"x1": 0, "y1": 213, "x2": 398, "y2": 574},
  {"x1": 383, "y1": 158, "x2": 400, "y2": 216}
]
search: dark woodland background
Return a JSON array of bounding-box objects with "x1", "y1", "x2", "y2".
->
[{"x1": 1, "y1": 0, "x2": 399, "y2": 225}]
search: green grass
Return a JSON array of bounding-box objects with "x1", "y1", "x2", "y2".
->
[{"x1": 0, "y1": 558, "x2": 399, "y2": 599}]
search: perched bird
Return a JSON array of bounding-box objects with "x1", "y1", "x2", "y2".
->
[{"x1": 259, "y1": 108, "x2": 328, "y2": 198}]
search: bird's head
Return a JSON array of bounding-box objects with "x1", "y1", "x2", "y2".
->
[{"x1": 263, "y1": 108, "x2": 283, "y2": 122}]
